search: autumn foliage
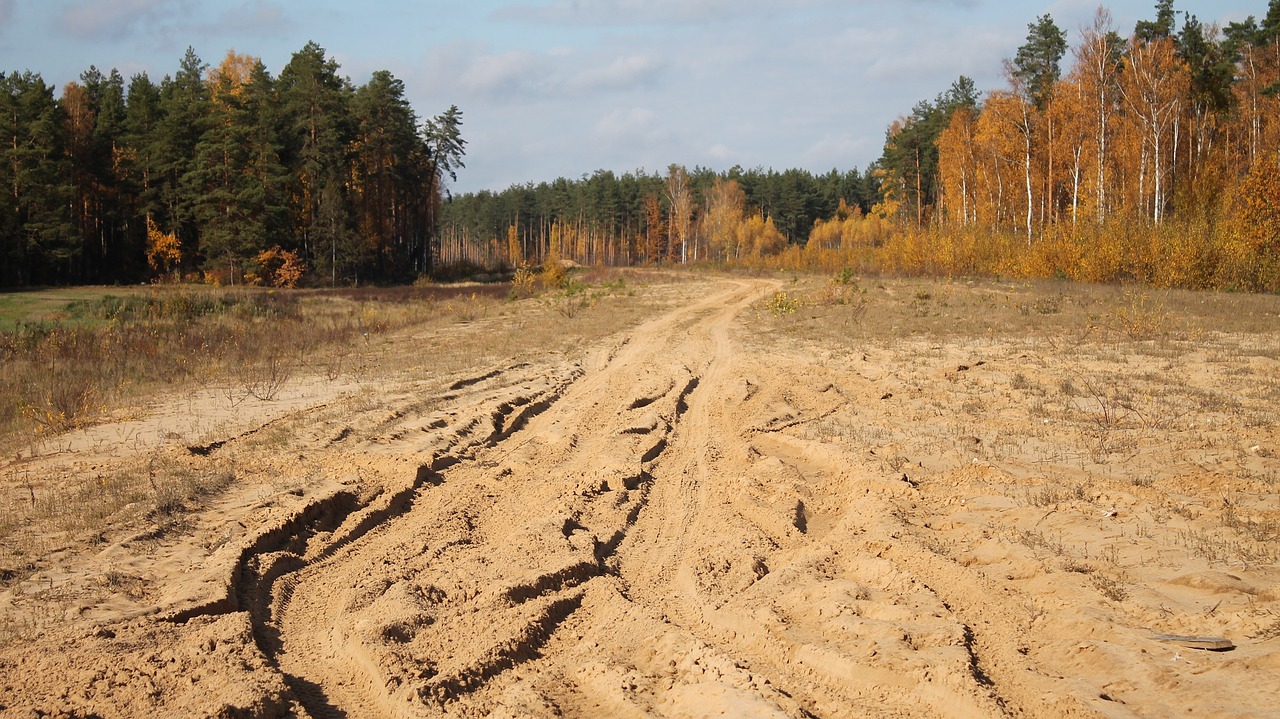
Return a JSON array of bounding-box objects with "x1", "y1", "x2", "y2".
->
[
  {"x1": 843, "y1": 2, "x2": 1280, "y2": 292},
  {"x1": 145, "y1": 217, "x2": 182, "y2": 279}
]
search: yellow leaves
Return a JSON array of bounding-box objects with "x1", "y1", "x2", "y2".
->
[
  {"x1": 145, "y1": 217, "x2": 181, "y2": 278},
  {"x1": 936, "y1": 106, "x2": 978, "y2": 225},
  {"x1": 1220, "y1": 162, "x2": 1280, "y2": 291},
  {"x1": 764, "y1": 291, "x2": 802, "y2": 317},
  {"x1": 807, "y1": 209, "x2": 870, "y2": 254},
  {"x1": 736, "y1": 214, "x2": 785, "y2": 258},
  {"x1": 207, "y1": 50, "x2": 258, "y2": 100},
  {"x1": 512, "y1": 263, "x2": 539, "y2": 298},
  {"x1": 539, "y1": 256, "x2": 566, "y2": 290},
  {"x1": 506, "y1": 224, "x2": 522, "y2": 266},
  {"x1": 253, "y1": 246, "x2": 306, "y2": 288},
  {"x1": 703, "y1": 178, "x2": 746, "y2": 260},
  {"x1": 870, "y1": 165, "x2": 903, "y2": 220},
  {"x1": 1236, "y1": 162, "x2": 1280, "y2": 253}
]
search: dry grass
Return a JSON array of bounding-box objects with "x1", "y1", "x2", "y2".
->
[
  {"x1": 0, "y1": 269, "x2": 688, "y2": 554},
  {"x1": 748, "y1": 270, "x2": 1280, "y2": 572},
  {"x1": 0, "y1": 455, "x2": 237, "y2": 543},
  {"x1": 0, "y1": 285, "x2": 542, "y2": 454}
]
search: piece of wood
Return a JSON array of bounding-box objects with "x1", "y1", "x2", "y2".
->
[{"x1": 1150, "y1": 634, "x2": 1235, "y2": 650}]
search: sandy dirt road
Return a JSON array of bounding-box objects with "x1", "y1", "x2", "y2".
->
[{"x1": 3, "y1": 276, "x2": 1279, "y2": 718}]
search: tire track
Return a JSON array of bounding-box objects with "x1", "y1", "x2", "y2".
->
[{"x1": 261, "y1": 280, "x2": 774, "y2": 718}]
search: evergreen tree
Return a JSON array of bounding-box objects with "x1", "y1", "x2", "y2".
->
[
  {"x1": 157, "y1": 48, "x2": 211, "y2": 266},
  {"x1": 1, "y1": 72, "x2": 75, "y2": 284},
  {"x1": 94, "y1": 69, "x2": 137, "y2": 281},
  {"x1": 1177, "y1": 14, "x2": 1235, "y2": 125},
  {"x1": 190, "y1": 57, "x2": 269, "y2": 282},
  {"x1": 122, "y1": 73, "x2": 163, "y2": 226},
  {"x1": 279, "y1": 41, "x2": 354, "y2": 284},
  {"x1": 1135, "y1": 0, "x2": 1178, "y2": 43},
  {"x1": 352, "y1": 70, "x2": 423, "y2": 279},
  {"x1": 422, "y1": 104, "x2": 466, "y2": 274},
  {"x1": 874, "y1": 77, "x2": 978, "y2": 226},
  {"x1": 1013, "y1": 15, "x2": 1068, "y2": 110},
  {"x1": 241, "y1": 61, "x2": 291, "y2": 258}
]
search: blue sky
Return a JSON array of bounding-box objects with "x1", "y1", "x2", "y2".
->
[{"x1": 0, "y1": 1, "x2": 1260, "y2": 194}]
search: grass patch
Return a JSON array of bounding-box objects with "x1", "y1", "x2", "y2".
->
[{"x1": 0, "y1": 285, "x2": 504, "y2": 454}]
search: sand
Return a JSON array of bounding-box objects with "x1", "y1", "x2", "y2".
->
[{"x1": 1, "y1": 276, "x2": 1278, "y2": 718}]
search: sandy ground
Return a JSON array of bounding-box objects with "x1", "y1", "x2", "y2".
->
[{"x1": 1, "y1": 275, "x2": 1278, "y2": 718}]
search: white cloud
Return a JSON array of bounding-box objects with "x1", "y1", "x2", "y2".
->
[
  {"x1": 207, "y1": 0, "x2": 286, "y2": 37},
  {"x1": 706, "y1": 143, "x2": 734, "y2": 162},
  {"x1": 495, "y1": 0, "x2": 758, "y2": 27},
  {"x1": 460, "y1": 48, "x2": 545, "y2": 95},
  {"x1": 412, "y1": 41, "x2": 665, "y2": 105},
  {"x1": 592, "y1": 107, "x2": 662, "y2": 144},
  {"x1": 57, "y1": 0, "x2": 190, "y2": 40},
  {"x1": 566, "y1": 53, "x2": 662, "y2": 93},
  {"x1": 494, "y1": 0, "x2": 978, "y2": 27},
  {"x1": 802, "y1": 133, "x2": 873, "y2": 168}
]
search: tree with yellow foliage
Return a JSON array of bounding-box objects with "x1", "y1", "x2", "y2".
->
[
  {"x1": 1229, "y1": 161, "x2": 1280, "y2": 290},
  {"x1": 1120, "y1": 36, "x2": 1188, "y2": 224},
  {"x1": 146, "y1": 216, "x2": 181, "y2": 280},
  {"x1": 702, "y1": 178, "x2": 746, "y2": 260},
  {"x1": 506, "y1": 224, "x2": 522, "y2": 267},
  {"x1": 936, "y1": 106, "x2": 979, "y2": 226}
]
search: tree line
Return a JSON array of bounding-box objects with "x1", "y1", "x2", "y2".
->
[
  {"x1": 8, "y1": 1, "x2": 1277, "y2": 292},
  {"x1": 1, "y1": 42, "x2": 465, "y2": 288},
  {"x1": 864, "y1": 0, "x2": 1280, "y2": 290},
  {"x1": 438, "y1": 165, "x2": 874, "y2": 270},
  {"x1": 442, "y1": 0, "x2": 1280, "y2": 292}
]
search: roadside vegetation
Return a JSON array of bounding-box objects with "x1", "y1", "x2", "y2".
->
[{"x1": 0, "y1": 284, "x2": 511, "y2": 455}]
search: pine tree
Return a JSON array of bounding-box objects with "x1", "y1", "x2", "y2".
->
[
  {"x1": 1135, "y1": 0, "x2": 1178, "y2": 43},
  {"x1": 279, "y1": 42, "x2": 354, "y2": 284},
  {"x1": 122, "y1": 73, "x2": 162, "y2": 224},
  {"x1": 190, "y1": 53, "x2": 269, "y2": 283},
  {"x1": 157, "y1": 48, "x2": 211, "y2": 269},
  {"x1": 352, "y1": 70, "x2": 422, "y2": 278},
  {"x1": 1013, "y1": 15, "x2": 1068, "y2": 110},
  {"x1": 422, "y1": 104, "x2": 466, "y2": 274},
  {"x1": 1, "y1": 73, "x2": 76, "y2": 284}
]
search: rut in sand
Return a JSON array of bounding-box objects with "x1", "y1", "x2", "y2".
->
[{"x1": 10, "y1": 276, "x2": 1277, "y2": 719}]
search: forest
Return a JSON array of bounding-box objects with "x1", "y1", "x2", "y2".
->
[
  {"x1": 4, "y1": 0, "x2": 1280, "y2": 291},
  {"x1": 441, "y1": 0, "x2": 1280, "y2": 292},
  {"x1": 1, "y1": 43, "x2": 465, "y2": 287}
]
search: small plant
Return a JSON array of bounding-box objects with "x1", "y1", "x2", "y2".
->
[
  {"x1": 1034, "y1": 295, "x2": 1063, "y2": 315},
  {"x1": 766, "y1": 291, "x2": 802, "y2": 317},
  {"x1": 451, "y1": 292, "x2": 487, "y2": 322},
  {"x1": 20, "y1": 373, "x2": 100, "y2": 434},
  {"x1": 553, "y1": 280, "x2": 592, "y2": 318},
  {"x1": 1111, "y1": 290, "x2": 1169, "y2": 340},
  {"x1": 1016, "y1": 528, "x2": 1068, "y2": 556},
  {"x1": 1090, "y1": 573, "x2": 1128, "y2": 602},
  {"x1": 512, "y1": 263, "x2": 539, "y2": 298},
  {"x1": 243, "y1": 349, "x2": 293, "y2": 401}
]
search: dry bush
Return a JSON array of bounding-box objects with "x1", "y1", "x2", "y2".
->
[
  {"x1": 1109, "y1": 290, "x2": 1170, "y2": 340},
  {"x1": 539, "y1": 258, "x2": 567, "y2": 290},
  {"x1": 512, "y1": 263, "x2": 539, "y2": 298}
]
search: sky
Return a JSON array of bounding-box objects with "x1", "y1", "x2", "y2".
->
[{"x1": 0, "y1": 0, "x2": 1262, "y2": 194}]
